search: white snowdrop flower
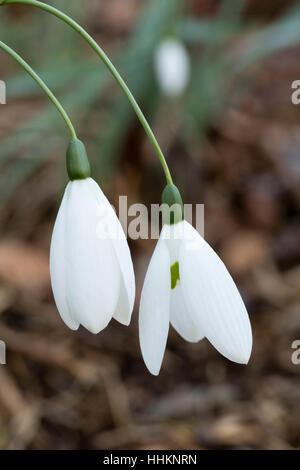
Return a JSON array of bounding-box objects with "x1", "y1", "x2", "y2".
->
[
  {"x1": 50, "y1": 140, "x2": 135, "y2": 334},
  {"x1": 139, "y1": 205, "x2": 252, "y2": 375},
  {"x1": 154, "y1": 38, "x2": 190, "y2": 97}
]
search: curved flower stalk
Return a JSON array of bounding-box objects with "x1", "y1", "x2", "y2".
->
[
  {"x1": 0, "y1": 0, "x2": 173, "y2": 185},
  {"x1": 0, "y1": 39, "x2": 135, "y2": 335},
  {"x1": 139, "y1": 186, "x2": 252, "y2": 375},
  {"x1": 154, "y1": 38, "x2": 190, "y2": 97},
  {"x1": 50, "y1": 140, "x2": 135, "y2": 333}
]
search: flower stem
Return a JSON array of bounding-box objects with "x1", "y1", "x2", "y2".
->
[
  {"x1": 0, "y1": 40, "x2": 77, "y2": 140},
  {"x1": 0, "y1": 0, "x2": 173, "y2": 185}
]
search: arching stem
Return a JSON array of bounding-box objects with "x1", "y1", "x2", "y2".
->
[{"x1": 0, "y1": 0, "x2": 173, "y2": 185}]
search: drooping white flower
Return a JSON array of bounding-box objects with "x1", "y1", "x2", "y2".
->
[
  {"x1": 139, "y1": 220, "x2": 252, "y2": 375},
  {"x1": 154, "y1": 38, "x2": 190, "y2": 97},
  {"x1": 50, "y1": 177, "x2": 135, "y2": 334}
]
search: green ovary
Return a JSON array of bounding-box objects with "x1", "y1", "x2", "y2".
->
[{"x1": 170, "y1": 261, "x2": 180, "y2": 290}]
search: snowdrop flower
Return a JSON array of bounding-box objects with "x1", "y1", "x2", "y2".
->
[
  {"x1": 50, "y1": 140, "x2": 135, "y2": 334},
  {"x1": 139, "y1": 185, "x2": 252, "y2": 375},
  {"x1": 154, "y1": 38, "x2": 190, "y2": 97}
]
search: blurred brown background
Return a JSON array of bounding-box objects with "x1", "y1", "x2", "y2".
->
[{"x1": 1, "y1": 0, "x2": 300, "y2": 450}]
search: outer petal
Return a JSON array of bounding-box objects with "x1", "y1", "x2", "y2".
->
[
  {"x1": 50, "y1": 184, "x2": 79, "y2": 331},
  {"x1": 139, "y1": 232, "x2": 170, "y2": 376},
  {"x1": 180, "y1": 221, "x2": 252, "y2": 364},
  {"x1": 65, "y1": 179, "x2": 121, "y2": 334},
  {"x1": 112, "y1": 235, "x2": 135, "y2": 325},
  {"x1": 87, "y1": 179, "x2": 135, "y2": 326},
  {"x1": 170, "y1": 283, "x2": 204, "y2": 343}
]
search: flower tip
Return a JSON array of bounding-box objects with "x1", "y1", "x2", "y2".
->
[
  {"x1": 83, "y1": 323, "x2": 102, "y2": 335},
  {"x1": 114, "y1": 314, "x2": 131, "y2": 327},
  {"x1": 241, "y1": 340, "x2": 253, "y2": 365},
  {"x1": 231, "y1": 350, "x2": 252, "y2": 365},
  {"x1": 60, "y1": 315, "x2": 80, "y2": 332},
  {"x1": 146, "y1": 364, "x2": 161, "y2": 377},
  {"x1": 237, "y1": 357, "x2": 249, "y2": 365},
  {"x1": 141, "y1": 352, "x2": 162, "y2": 376},
  {"x1": 68, "y1": 323, "x2": 80, "y2": 332},
  {"x1": 243, "y1": 352, "x2": 252, "y2": 365}
]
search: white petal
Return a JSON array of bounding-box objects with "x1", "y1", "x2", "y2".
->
[
  {"x1": 50, "y1": 184, "x2": 79, "y2": 331},
  {"x1": 154, "y1": 38, "x2": 190, "y2": 96},
  {"x1": 139, "y1": 234, "x2": 170, "y2": 375},
  {"x1": 113, "y1": 265, "x2": 135, "y2": 326},
  {"x1": 87, "y1": 180, "x2": 135, "y2": 326},
  {"x1": 180, "y1": 221, "x2": 252, "y2": 364},
  {"x1": 65, "y1": 178, "x2": 121, "y2": 334},
  {"x1": 161, "y1": 221, "x2": 184, "y2": 265},
  {"x1": 170, "y1": 282, "x2": 204, "y2": 343}
]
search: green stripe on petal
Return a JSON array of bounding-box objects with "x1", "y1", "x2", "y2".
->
[{"x1": 171, "y1": 261, "x2": 180, "y2": 290}]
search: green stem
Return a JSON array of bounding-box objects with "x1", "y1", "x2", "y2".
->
[
  {"x1": 0, "y1": 40, "x2": 77, "y2": 140},
  {"x1": 1, "y1": 0, "x2": 173, "y2": 185}
]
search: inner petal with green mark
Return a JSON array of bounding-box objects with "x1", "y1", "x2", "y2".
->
[{"x1": 170, "y1": 261, "x2": 180, "y2": 290}]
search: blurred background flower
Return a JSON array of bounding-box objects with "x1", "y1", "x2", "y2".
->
[
  {"x1": 0, "y1": 0, "x2": 300, "y2": 450},
  {"x1": 154, "y1": 38, "x2": 191, "y2": 97}
]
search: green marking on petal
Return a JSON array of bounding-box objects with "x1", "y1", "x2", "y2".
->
[{"x1": 170, "y1": 261, "x2": 180, "y2": 290}]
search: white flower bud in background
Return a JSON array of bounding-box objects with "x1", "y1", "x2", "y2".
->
[{"x1": 154, "y1": 38, "x2": 190, "y2": 97}]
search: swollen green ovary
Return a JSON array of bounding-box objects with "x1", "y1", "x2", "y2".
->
[{"x1": 170, "y1": 261, "x2": 180, "y2": 290}]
